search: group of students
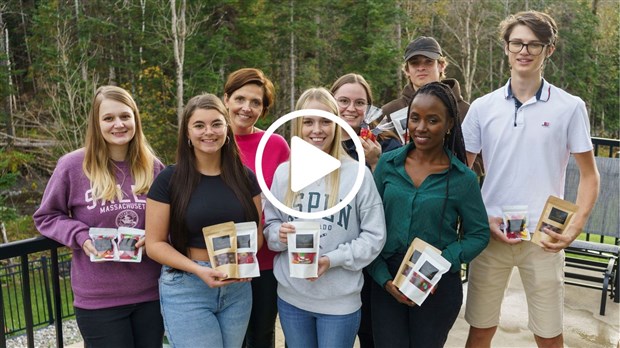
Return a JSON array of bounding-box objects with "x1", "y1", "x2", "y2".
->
[{"x1": 32, "y1": 10, "x2": 599, "y2": 348}]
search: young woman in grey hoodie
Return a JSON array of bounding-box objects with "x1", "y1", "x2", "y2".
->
[{"x1": 264, "y1": 87, "x2": 386, "y2": 348}]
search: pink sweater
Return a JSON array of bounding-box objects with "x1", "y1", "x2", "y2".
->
[
  {"x1": 33, "y1": 149, "x2": 164, "y2": 309},
  {"x1": 235, "y1": 131, "x2": 290, "y2": 270}
]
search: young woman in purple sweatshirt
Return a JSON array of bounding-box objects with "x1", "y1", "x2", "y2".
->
[{"x1": 33, "y1": 86, "x2": 165, "y2": 347}]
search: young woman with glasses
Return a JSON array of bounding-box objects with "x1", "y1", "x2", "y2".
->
[{"x1": 330, "y1": 74, "x2": 401, "y2": 173}]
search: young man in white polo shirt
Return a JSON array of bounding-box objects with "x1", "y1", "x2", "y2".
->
[{"x1": 461, "y1": 10, "x2": 600, "y2": 348}]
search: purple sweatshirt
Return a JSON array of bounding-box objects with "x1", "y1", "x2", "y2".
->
[{"x1": 33, "y1": 149, "x2": 164, "y2": 310}]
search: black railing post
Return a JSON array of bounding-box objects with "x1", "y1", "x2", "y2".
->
[
  {"x1": 41, "y1": 257, "x2": 54, "y2": 325},
  {"x1": 50, "y1": 249, "x2": 64, "y2": 348},
  {"x1": 0, "y1": 268, "x2": 6, "y2": 348},
  {"x1": 20, "y1": 255, "x2": 34, "y2": 348}
]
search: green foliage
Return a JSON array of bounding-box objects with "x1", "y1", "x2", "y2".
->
[
  {"x1": 4, "y1": 216, "x2": 37, "y2": 242},
  {"x1": 124, "y1": 66, "x2": 178, "y2": 164},
  {"x1": 0, "y1": 151, "x2": 33, "y2": 224},
  {"x1": 0, "y1": 171, "x2": 18, "y2": 223}
]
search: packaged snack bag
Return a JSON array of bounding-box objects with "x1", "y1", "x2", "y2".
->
[
  {"x1": 389, "y1": 107, "x2": 409, "y2": 144},
  {"x1": 399, "y1": 248, "x2": 451, "y2": 305},
  {"x1": 361, "y1": 105, "x2": 393, "y2": 142},
  {"x1": 89, "y1": 228, "x2": 118, "y2": 262},
  {"x1": 531, "y1": 196, "x2": 578, "y2": 247},
  {"x1": 117, "y1": 227, "x2": 144, "y2": 262},
  {"x1": 393, "y1": 237, "x2": 441, "y2": 289},
  {"x1": 235, "y1": 221, "x2": 260, "y2": 278},
  {"x1": 364, "y1": 105, "x2": 384, "y2": 125},
  {"x1": 203, "y1": 222, "x2": 239, "y2": 279},
  {"x1": 288, "y1": 221, "x2": 320, "y2": 278},
  {"x1": 502, "y1": 205, "x2": 530, "y2": 240}
]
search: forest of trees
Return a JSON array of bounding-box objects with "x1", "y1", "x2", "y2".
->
[{"x1": 0, "y1": 0, "x2": 618, "y2": 238}]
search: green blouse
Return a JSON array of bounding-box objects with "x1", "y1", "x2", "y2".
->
[{"x1": 367, "y1": 143, "x2": 490, "y2": 287}]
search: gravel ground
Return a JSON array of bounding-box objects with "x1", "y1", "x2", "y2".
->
[{"x1": 6, "y1": 319, "x2": 82, "y2": 348}]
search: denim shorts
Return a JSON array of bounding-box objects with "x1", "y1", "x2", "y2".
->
[{"x1": 159, "y1": 261, "x2": 252, "y2": 347}]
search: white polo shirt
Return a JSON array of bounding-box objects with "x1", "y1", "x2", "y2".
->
[{"x1": 462, "y1": 78, "x2": 592, "y2": 231}]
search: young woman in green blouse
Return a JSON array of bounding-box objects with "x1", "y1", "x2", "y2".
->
[{"x1": 368, "y1": 82, "x2": 489, "y2": 347}]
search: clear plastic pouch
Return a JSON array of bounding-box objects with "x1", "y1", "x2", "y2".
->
[
  {"x1": 501, "y1": 205, "x2": 530, "y2": 241},
  {"x1": 89, "y1": 228, "x2": 118, "y2": 262},
  {"x1": 117, "y1": 227, "x2": 144, "y2": 262}
]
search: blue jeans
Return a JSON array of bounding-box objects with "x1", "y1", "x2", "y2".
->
[
  {"x1": 277, "y1": 297, "x2": 360, "y2": 348},
  {"x1": 159, "y1": 262, "x2": 252, "y2": 348}
]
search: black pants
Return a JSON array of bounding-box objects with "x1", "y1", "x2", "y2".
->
[
  {"x1": 371, "y1": 254, "x2": 462, "y2": 348},
  {"x1": 75, "y1": 300, "x2": 164, "y2": 348},
  {"x1": 244, "y1": 269, "x2": 279, "y2": 348},
  {"x1": 357, "y1": 268, "x2": 374, "y2": 348}
]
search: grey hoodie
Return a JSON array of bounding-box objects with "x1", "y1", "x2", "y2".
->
[{"x1": 264, "y1": 159, "x2": 386, "y2": 315}]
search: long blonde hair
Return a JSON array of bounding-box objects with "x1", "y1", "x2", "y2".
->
[
  {"x1": 284, "y1": 87, "x2": 345, "y2": 209},
  {"x1": 83, "y1": 85, "x2": 158, "y2": 202}
]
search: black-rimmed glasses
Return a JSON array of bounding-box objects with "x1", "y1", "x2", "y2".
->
[{"x1": 507, "y1": 41, "x2": 547, "y2": 56}]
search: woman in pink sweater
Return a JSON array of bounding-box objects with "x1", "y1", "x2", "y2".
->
[{"x1": 224, "y1": 68, "x2": 290, "y2": 348}]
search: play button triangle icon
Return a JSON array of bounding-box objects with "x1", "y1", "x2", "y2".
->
[{"x1": 290, "y1": 136, "x2": 341, "y2": 193}]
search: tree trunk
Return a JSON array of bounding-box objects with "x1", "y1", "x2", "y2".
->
[
  {"x1": 1, "y1": 222, "x2": 8, "y2": 244},
  {"x1": 171, "y1": 0, "x2": 186, "y2": 127},
  {"x1": 140, "y1": 0, "x2": 146, "y2": 66},
  {"x1": 489, "y1": 36, "x2": 493, "y2": 92},
  {"x1": 19, "y1": 0, "x2": 35, "y2": 93},
  {"x1": 289, "y1": 0, "x2": 295, "y2": 113},
  {"x1": 1, "y1": 12, "x2": 15, "y2": 148},
  {"x1": 396, "y1": 4, "x2": 402, "y2": 86}
]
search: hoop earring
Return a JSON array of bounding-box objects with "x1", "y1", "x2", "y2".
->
[
  {"x1": 226, "y1": 136, "x2": 231, "y2": 144},
  {"x1": 187, "y1": 139, "x2": 192, "y2": 148}
]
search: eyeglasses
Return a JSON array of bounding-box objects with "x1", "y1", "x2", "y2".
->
[
  {"x1": 507, "y1": 41, "x2": 547, "y2": 56},
  {"x1": 336, "y1": 97, "x2": 368, "y2": 110}
]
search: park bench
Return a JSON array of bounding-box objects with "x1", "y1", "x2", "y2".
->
[{"x1": 563, "y1": 154, "x2": 619, "y2": 316}]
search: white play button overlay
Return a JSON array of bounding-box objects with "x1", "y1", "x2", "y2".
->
[
  {"x1": 255, "y1": 109, "x2": 366, "y2": 220},
  {"x1": 290, "y1": 136, "x2": 341, "y2": 192}
]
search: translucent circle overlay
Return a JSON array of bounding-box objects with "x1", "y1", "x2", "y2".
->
[{"x1": 255, "y1": 109, "x2": 366, "y2": 219}]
